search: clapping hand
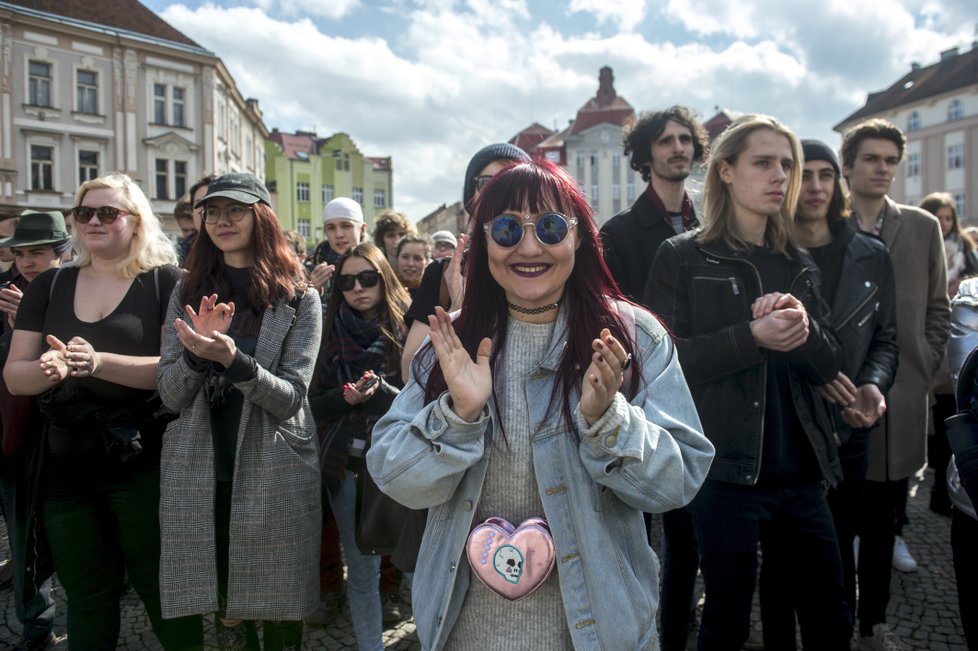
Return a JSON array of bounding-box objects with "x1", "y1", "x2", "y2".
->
[
  {"x1": 173, "y1": 294, "x2": 237, "y2": 367},
  {"x1": 38, "y1": 334, "x2": 70, "y2": 383},
  {"x1": 580, "y1": 328, "x2": 631, "y2": 426},
  {"x1": 428, "y1": 306, "x2": 491, "y2": 422}
]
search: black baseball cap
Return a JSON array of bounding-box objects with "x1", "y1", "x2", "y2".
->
[{"x1": 194, "y1": 173, "x2": 272, "y2": 208}]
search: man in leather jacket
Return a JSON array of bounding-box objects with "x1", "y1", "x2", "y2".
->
[
  {"x1": 758, "y1": 140, "x2": 899, "y2": 649},
  {"x1": 646, "y1": 116, "x2": 851, "y2": 650}
]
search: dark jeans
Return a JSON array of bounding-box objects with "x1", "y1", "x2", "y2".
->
[
  {"x1": 930, "y1": 394, "x2": 956, "y2": 510},
  {"x1": 0, "y1": 471, "x2": 55, "y2": 642},
  {"x1": 43, "y1": 462, "x2": 197, "y2": 651},
  {"x1": 857, "y1": 477, "x2": 907, "y2": 635},
  {"x1": 759, "y1": 429, "x2": 869, "y2": 649},
  {"x1": 951, "y1": 508, "x2": 978, "y2": 649},
  {"x1": 688, "y1": 478, "x2": 851, "y2": 651},
  {"x1": 659, "y1": 507, "x2": 699, "y2": 651}
]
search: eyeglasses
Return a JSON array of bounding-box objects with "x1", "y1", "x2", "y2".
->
[
  {"x1": 203, "y1": 204, "x2": 252, "y2": 224},
  {"x1": 483, "y1": 212, "x2": 577, "y2": 249},
  {"x1": 337, "y1": 270, "x2": 380, "y2": 291},
  {"x1": 473, "y1": 175, "x2": 494, "y2": 193},
  {"x1": 72, "y1": 206, "x2": 130, "y2": 224}
]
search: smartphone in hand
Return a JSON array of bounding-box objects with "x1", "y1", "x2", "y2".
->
[{"x1": 355, "y1": 375, "x2": 379, "y2": 392}]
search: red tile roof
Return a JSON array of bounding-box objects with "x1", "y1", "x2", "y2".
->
[
  {"x1": 569, "y1": 66, "x2": 634, "y2": 135},
  {"x1": 6, "y1": 0, "x2": 201, "y2": 49},
  {"x1": 508, "y1": 122, "x2": 555, "y2": 153}
]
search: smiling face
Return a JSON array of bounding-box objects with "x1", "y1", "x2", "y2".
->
[
  {"x1": 843, "y1": 138, "x2": 900, "y2": 201},
  {"x1": 486, "y1": 208, "x2": 579, "y2": 313},
  {"x1": 13, "y1": 244, "x2": 62, "y2": 282},
  {"x1": 203, "y1": 197, "x2": 255, "y2": 267},
  {"x1": 719, "y1": 128, "x2": 794, "y2": 226},
  {"x1": 797, "y1": 160, "x2": 836, "y2": 223},
  {"x1": 396, "y1": 242, "x2": 429, "y2": 286},
  {"x1": 650, "y1": 119, "x2": 695, "y2": 183},
  {"x1": 77, "y1": 187, "x2": 137, "y2": 262},
  {"x1": 339, "y1": 254, "x2": 382, "y2": 320}
]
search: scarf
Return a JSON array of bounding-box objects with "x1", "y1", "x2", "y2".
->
[
  {"x1": 645, "y1": 183, "x2": 696, "y2": 232},
  {"x1": 946, "y1": 233, "x2": 967, "y2": 289}
]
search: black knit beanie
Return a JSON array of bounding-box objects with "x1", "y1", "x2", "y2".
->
[
  {"x1": 462, "y1": 143, "x2": 531, "y2": 210},
  {"x1": 801, "y1": 139, "x2": 841, "y2": 176}
]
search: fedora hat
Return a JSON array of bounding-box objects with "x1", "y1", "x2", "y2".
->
[{"x1": 0, "y1": 210, "x2": 69, "y2": 248}]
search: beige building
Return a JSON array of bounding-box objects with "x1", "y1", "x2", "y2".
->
[
  {"x1": 416, "y1": 201, "x2": 466, "y2": 238},
  {"x1": 0, "y1": 0, "x2": 268, "y2": 234},
  {"x1": 835, "y1": 43, "x2": 977, "y2": 222}
]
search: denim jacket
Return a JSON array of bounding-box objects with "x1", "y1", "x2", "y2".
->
[{"x1": 367, "y1": 302, "x2": 713, "y2": 650}]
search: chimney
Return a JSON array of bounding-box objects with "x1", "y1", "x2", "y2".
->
[
  {"x1": 911, "y1": 62, "x2": 921, "y2": 71},
  {"x1": 940, "y1": 46, "x2": 959, "y2": 61}
]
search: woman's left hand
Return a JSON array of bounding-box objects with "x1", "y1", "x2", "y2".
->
[
  {"x1": 185, "y1": 294, "x2": 235, "y2": 336},
  {"x1": 64, "y1": 336, "x2": 102, "y2": 377},
  {"x1": 173, "y1": 318, "x2": 237, "y2": 367},
  {"x1": 343, "y1": 371, "x2": 380, "y2": 405},
  {"x1": 580, "y1": 328, "x2": 630, "y2": 425}
]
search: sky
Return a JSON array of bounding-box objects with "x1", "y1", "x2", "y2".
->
[{"x1": 143, "y1": 0, "x2": 978, "y2": 221}]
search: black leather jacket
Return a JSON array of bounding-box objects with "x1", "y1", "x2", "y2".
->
[{"x1": 646, "y1": 230, "x2": 844, "y2": 486}]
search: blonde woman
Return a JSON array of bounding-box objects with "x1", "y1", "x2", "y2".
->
[{"x1": 4, "y1": 172, "x2": 195, "y2": 650}]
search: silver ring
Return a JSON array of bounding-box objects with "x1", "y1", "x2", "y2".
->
[{"x1": 191, "y1": 343, "x2": 196, "y2": 350}]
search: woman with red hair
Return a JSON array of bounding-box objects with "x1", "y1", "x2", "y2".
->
[
  {"x1": 157, "y1": 173, "x2": 322, "y2": 650},
  {"x1": 368, "y1": 159, "x2": 713, "y2": 649}
]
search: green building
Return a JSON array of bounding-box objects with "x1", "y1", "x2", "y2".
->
[{"x1": 265, "y1": 129, "x2": 393, "y2": 244}]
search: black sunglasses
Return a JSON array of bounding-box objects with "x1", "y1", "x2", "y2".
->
[
  {"x1": 483, "y1": 212, "x2": 577, "y2": 249},
  {"x1": 337, "y1": 270, "x2": 380, "y2": 292},
  {"x1": 72, "y1": 206, "x2": 130, "y2": 224}
]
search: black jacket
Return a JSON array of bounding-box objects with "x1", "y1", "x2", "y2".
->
[
  {"x1": 646, "y1": 231, "x2": 844, "y2": 486},
  {"x1": 600, "y1": 189, "x2": 698, "y2": 303}
]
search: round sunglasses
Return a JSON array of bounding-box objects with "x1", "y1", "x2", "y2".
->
[
  {"x1": 337, "y1": 270, "x2": 380, "y2": 291},
  {"x1": 483, "y1": 212, "x2": 577, "y2": 249},
  {"x1": 71, "y1": 206, "x2": 130, "y2": 224}
]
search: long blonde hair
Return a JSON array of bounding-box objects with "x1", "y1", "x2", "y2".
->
[
  {"x1": 70, "y1": 172, "x2": 177, "y2": 277},
  {"x1": 698, "y1": 114, "x2": 803, "y2": 255}
]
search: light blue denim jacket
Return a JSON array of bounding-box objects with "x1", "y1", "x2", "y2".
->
[{"x1": 367, "y1": 303, "x2": 714, "y2": 650}]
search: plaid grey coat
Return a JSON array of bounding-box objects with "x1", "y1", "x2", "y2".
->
[{"x1": 157, "y1": 284, "x2": 322, "y2": 620}]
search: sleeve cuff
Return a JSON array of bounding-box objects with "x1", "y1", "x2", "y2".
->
[
  {"x1": 576, "y1": 392, "x2": 627, "y2": 441},
  {"x1": 183, "y1": 348, "x2": 210, "y2": 372},
  {"x1": 223, "y1": 349, "x2": 258, "y2": 382}
]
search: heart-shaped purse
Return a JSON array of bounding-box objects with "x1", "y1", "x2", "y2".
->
[{"x1": 465, "y1": 516, "x2": 556, "y2": 601}]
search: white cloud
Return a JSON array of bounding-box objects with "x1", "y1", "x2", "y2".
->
[
  {"x1": 568, "y1": 0, "x2": 647, "y2": 31},
  {"x1": 251, "y1": 0, "x2": 359, "y2": 19}
]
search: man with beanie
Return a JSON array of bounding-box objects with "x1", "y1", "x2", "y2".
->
[
  {"x1": 840, "y1": 118, "x2": 949, "y2": 651},
  {"x1": 308, "y1": 197, "x2": 367, "y2": 296},
  {"x1": 400, "y1": 143, "x2": 530, "y2": 381},
  {"x1": 601, "y1": 106, "x2": 707, "y2": 303},
  {"x1": 758, "y1": 140, "x2": 899, "y2": 649}
]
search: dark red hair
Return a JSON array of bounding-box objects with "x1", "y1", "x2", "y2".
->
[
  {"x1": 181, "y1": 202, "x2": 304, "y2": 308},
  {"x1": 415, "y1": 158, "x2": 639, "y2": 436}
]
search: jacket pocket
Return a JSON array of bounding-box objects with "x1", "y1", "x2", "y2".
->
[{"x1": 690, "y1": 275, "x2": 748, "y2": 333}]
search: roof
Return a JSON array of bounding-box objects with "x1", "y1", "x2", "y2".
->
[
  {"x1": 3, "y1": 0, "x2": 201, "y2": 48},
  {"x1": 508, "y1": 122, "x2": 555, "y2": 153},
  {"x1": 268, "y1": 131, "x2": 315, "y2": 161},
  {"x1": 702, "y1": 108, "x2": 744, "y2": 142},
  {"x1": 366, "y1": 157, "x2": 391, "y2": 172},
  {"x1": 569, "y1": 66, "x2": 634, "y2": 136},
  {"x1": 835, "y1": 44, "x2": 978, "y2": 130}
]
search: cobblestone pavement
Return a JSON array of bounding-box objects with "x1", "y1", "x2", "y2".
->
[{"x1": 0, "y1": 468, "x2": 966, "y2": 649}]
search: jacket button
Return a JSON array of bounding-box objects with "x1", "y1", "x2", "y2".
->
[
  {"x1": 865, "y1": 281, "x2": 871, "y2": 288},
  {"x1": 463, "y1": 500, "x2": 473, "y2": 511},
  {"x1": 605, "y1": 434, "x2": 618, "y2": 447},
  {"x1": 432, "y1": 416, "x2": 443, "y2": 430}
]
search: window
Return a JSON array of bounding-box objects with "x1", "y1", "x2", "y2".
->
[
  {"x1": 948, "y1": 144, "x2": 965, "y2": 170},
  {"x1": 174, "y1": 161, "x2": 187, "y2": 199},
  {"x1": 298, "y1": 219, "x2": 311, "y2": 238},
  {"x1": 172, "y1": 87, "x2": 185, "y2": 127},
  {"x1": 28, "y1": 61, "x2": 53, "y2": 107},
  {"x1": 352, "y1": 187, "x2": 363, "y2": 205},
  {"x1": 627, "y1": 182, "x2": 636, "y2": 201},
  {"x1": 154, "y1": 84, "x2": 167, "y2": 124},
  {"x1": 590, "y1": 184, "x2": 598, "y2": 200},
  {"x1": 334, "y1": 152, "x2": 343, "y2": 171},
  {"x1": 374, "y1": 189, "x2": 386, "y2": 209},
  {"x1": 296, "y1": 182, "x2": 310, "y2": 202},
  {"x1": 344, "y1": 153, "x2": 350, "y2": 171},
  {"x1": 76, "y1": 70, "x2": 98, "y2": 114},
  {"x1": 906, "y1": 152, "x2": 920, "y2": 178},
  {"x1": 322, "y1": 184, "x2": 334, "y2": 203},
  {"x1": 907, "y1": 111, "x2": 920, "y2": 132},
  {"x1": 545, "y1": 150, "x2": 560, "y2": 164},
  {"x1": 955, "y1": 194, "x2": 967, "y2": 222},
  {"x1": 78, "y1": 150, "x2": 99, "y2": 183},
  {"x1": 576, "y1": 153, "x2": 586, "y2": 180},
  {"x1": 948, "y1": 99, "x2": 963, "y2": 121},
  {"x1": 612, "y1": 153, "x2": 621, "y2": 168},
  {"x1": 30, "y1": 145, "x2": 53, "y2": 190},
  {"x1": 613, "y1": 184, "x2": 620, "y2": 200},
  {"x1": 155, "y1": 159, "x2": 169, "y2": 199}
]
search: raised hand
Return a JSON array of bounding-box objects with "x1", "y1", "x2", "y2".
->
[
  {"x1": 751, "y1": 292, "x2": 801, "y2": 319},
  {"x1": 445, "y1": 233, "x2": 467, "y2": 311},
  {"x1": 185, "y1": 294, "x2": 235, "y2": 337},
  {"x1": 428, "y1": 306, "x2": 491, "y2": 422},
  {"x1": 842, "y1": 384, "x2": 886, "y2": 429},
  {"x1": 0, "y1": 283, "x2": 23, "y2": 326},
  {"x1": 173, "y1": 318, "x2": 237, "y2": 368},
  {"x1": 310, "y1": 262, "x2": 335, "y2": 294},
  {"x1": 65, "y1": 336, "x2": 102, "y2": 378},
  {"x1": 39, "y1": 334, "x2": 70, "y2": 383},
  {"x1": 580, "y1": 328, "x2": 630, "y2": 425}
]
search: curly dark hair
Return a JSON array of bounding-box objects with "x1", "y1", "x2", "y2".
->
[{"x1": 623, "y1": 106, "x2": 708, "y2": 183}]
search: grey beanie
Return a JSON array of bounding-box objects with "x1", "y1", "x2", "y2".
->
[
  {"x1": 462, "y1": 143, "x2": 531, "y2": 210},
  {"x1": 801, "y1": 139, "x2": 841, "y2": 176}
]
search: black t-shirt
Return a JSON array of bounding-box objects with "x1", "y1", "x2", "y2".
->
[
  {"x1": 747, "y1": 247, "x2": 819, "y2": 486},
  {"x1": 807, "y1": 235, "x2": 847, "y2": 308},
  {"x1": 405, "y1": 257, "x2": 449, "y2": 327}
]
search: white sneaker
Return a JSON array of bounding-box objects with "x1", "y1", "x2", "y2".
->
[
  {"x1": 857, "y1": 623, "x2": 908, "y2": 650},
  {"x1": 853, "y1": 535, "x2": 860, "y2": 571},
  {"x1": 891, "y1": 536, "x2": 918, "y2": 572}
]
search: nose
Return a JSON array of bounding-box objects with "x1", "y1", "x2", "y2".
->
[{"x1": 516, "y1": 223, "x2": 544, "y2": 253}]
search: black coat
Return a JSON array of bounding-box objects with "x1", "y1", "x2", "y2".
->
[
  {"x1": 646, "y1": 231, "x2": 844, "y2": 486},
  {"x1": 600, "y1": 189, "x2": 698, "y2": 304}
]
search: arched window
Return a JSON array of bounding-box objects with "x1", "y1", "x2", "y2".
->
[
  {"x1": 907, "y1": 111, "x2": 921, "y2": 132},
  {"x1": 948, "y1": 99, "x2": 963, "y2": 121}
]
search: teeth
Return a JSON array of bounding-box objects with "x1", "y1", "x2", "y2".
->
[{"x1": 513, "y1": 264, "x2": 547, "y2": 273}]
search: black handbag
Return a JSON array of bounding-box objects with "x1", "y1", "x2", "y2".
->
[{"x1": 353, "y1": 461, "x2": 412, "y2": 556}]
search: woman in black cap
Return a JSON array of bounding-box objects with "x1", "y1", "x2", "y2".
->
[
  {"x1": 157, "y1": 173, "x2": 322, "y2": 650},
  {"x1": 4, "y1": 173, "x2": 192, "y2": 650}
]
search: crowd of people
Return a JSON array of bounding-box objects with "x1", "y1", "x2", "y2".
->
[{"x1": 0, "y1": 108, "x2": 973, "y2": 651}]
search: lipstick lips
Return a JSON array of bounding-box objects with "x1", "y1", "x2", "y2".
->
[{"x1": 510, "y1": 263, "x2": 551, "y2": 277}]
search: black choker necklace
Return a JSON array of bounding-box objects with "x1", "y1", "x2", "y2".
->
[{"x1": 508, "y1": 301, "x2": 560, "y2": 315}]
